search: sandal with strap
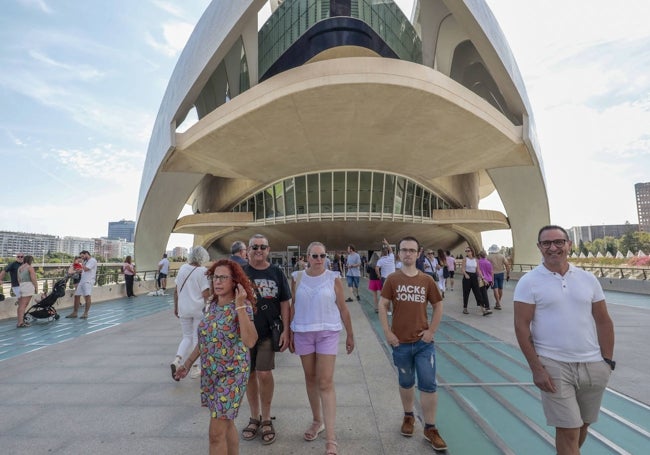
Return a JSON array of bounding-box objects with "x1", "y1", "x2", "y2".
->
[
  {"x1": 304, "y1": 420, "x2": 324, "y2": 441},
  {"x1": 260, "y1": 420, "x2": 276, "y2": 445},
  {"x1": 326, "y1": 439, "x2": 338, "y2": 455},
  {"x1": 241, "y1": 416, "x2": 261, "y2": 440}
]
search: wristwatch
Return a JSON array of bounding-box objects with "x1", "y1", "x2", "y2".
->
[{"x1": 603, "y1": 358, "x2": 616, "y2": 371}]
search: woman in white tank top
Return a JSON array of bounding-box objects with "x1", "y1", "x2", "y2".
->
[{"x1": 290, "y1": 242, "x2": 355, "y2": 455}]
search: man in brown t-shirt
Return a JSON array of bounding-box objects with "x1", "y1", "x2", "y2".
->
[{"x1": 378, "y1": 236, "x2": 447, "y2": 451}]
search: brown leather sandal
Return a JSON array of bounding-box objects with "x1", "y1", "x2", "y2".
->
[
  {"x1": 241, "y1": 416, "x2": 260, "y2": 440},
  {"x1": 261, "y1": 420, "x2": 276, "y2": 445}
]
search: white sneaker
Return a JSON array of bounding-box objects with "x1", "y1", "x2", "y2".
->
[
  {"x1": 190, "y1": 364, "x2": 201, "y2": 379},
  {"x1": 170, "y1": 355, "x2": 182, "y2": 379}
]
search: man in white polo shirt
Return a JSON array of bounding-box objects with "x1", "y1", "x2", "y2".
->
[{"x1": 514, "y1": 225, "x2": 615, "y2": 455}]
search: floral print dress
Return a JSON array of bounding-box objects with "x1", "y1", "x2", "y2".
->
[{"x1": 198, "y1": 300, "x2": 253, "y2": 419}]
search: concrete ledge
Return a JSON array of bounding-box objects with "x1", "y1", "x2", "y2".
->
[
  {"x1": 0, "y1": 278, "x2": 177, "y2": 321},
  {"x1": 510, "y1": 271, "x2": 650, "y2": 295}
]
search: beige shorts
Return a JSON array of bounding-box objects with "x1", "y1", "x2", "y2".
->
[
  {"x1": 538, "y1": 356, "x2": 611, "y2": 428},
  {"x1": 19, "y1": 282, "x2": 35, "y2": 297}
]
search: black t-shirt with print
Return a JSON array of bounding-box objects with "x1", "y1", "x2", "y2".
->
[{"x1": 243, "y1": 264, "x2": 292, "y2": 339}]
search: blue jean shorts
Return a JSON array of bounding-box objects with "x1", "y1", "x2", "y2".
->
[
  {"x1": 492, "y1": 272, "x2": 505, "y2": 289},
  {"x1": 391, "y1": 339, "x2": 437, "y2": 393},
  {"x1": 346, "y1": 276, "x2": 360, "y2": 288}
]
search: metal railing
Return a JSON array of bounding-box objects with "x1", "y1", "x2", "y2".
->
[
  {"x1": 1, "y1": 269, "x2": 177, "y2": 298},
  {"x1": 511, "y1": 264, "x2": 649, "y2": 281}
]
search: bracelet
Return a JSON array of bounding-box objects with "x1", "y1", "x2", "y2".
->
[{"x1": 235, "y1": 305, "x2": 248, "y2": 310}]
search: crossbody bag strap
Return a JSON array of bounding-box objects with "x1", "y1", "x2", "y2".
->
[{"x1": 179, "y1": 266, "x2": 198, "y2": 294}]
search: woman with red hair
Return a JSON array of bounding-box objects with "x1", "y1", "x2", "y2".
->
[{"x1": 175, "y1": 259, "x2": 258, "y2": 454}]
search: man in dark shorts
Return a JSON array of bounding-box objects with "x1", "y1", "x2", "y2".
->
[{"x1": 241, "y1": 234, "x2": 291, "y2": 445}]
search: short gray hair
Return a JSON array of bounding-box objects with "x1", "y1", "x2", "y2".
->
[
  {"x1": 187, "y1": 246, "x2": 209, "y2": 265},
  {"x1": 248, "y1": 234, "x2": 268, "y2": 246},
  {"x1": 230, "y1": 241, "x2": 246, "y2": 255}
]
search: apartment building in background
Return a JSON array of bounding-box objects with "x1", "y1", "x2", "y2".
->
[{"x1": 636, "y1": 182, "x2": 650, "y2": 232}]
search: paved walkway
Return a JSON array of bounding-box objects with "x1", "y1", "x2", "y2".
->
[{"x1": 0, "y1": 281, "x2": 648, "y2": 454}]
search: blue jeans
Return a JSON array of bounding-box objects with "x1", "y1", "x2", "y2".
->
[{"x1": 391, "y1": 339, "x2": 438, "y2": 393}]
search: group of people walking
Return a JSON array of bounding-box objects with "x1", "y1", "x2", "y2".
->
[
  {"x1": 2, "y1": 224, "x2": 617, "y2": 455},
  {"x1": 169, "y1": 234, "x2": 451, "y2": 453},
  {"x1": 0, "y1": 250, "x2": 98, "y2": 326},
  {"x1": 460, "y1": 245, "x2": 510, "y2": 316}
]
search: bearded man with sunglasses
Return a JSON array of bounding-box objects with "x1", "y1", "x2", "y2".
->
[
  {"x1": 514, "y1": 225, "x2": 615, "y2": 455},
  {"x1": 240, "y1": 234, "x2": 291, "y2": 445}
]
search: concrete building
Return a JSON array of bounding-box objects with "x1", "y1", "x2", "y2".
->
[
  {"x1": 0, "y1": 231, "x2": 58, "y2": 259},
  {"x1": 636, "y1": 182, "x2": 650, "y2": 232},
  {"x1": 136, "y1": 0, "x2": 550, "y2": 269},
  {"x1": 108, "y1": 219, "x2": 135, "y2": 242},
  {"x1": 568, "y1": 224, "x2": 639, "y2": 245}
]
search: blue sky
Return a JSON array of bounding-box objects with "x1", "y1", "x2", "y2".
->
[{"x1": 1, "y1": 1, "x2": 649, "y2": 250}]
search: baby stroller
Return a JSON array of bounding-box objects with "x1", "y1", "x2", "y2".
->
[{"x1": 23, "y1": 276, "x2": 67, "y2": 323}]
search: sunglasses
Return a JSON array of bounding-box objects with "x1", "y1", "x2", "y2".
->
[
  {"x1": 250, "y1": 245, "x2": 268, "y2": 250},
  {"x1": 311, "y1": 253, "x2": 327, "y2": 259},
  {"x1": 17, "y1": 256, "x2": 24, "y2": 258}
]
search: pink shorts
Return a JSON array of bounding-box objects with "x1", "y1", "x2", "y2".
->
[
  {"x1": 293, "y1": 330, "x2": 340, "y2": 356},
  {"x1": 368, "y1": 279, "x2": 382, "y2": 291}
]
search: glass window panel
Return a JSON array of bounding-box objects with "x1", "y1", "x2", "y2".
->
[
  {"x1": 393, "y1": 176, "x2": 405, "y2": 214},
  {"x1": 414, "y1": 185, "x2": 423, "y2": 216},
  {"x1": 295, "y1": 175, "x2": 306, "y2": 214},
  {"x1": 371, "y1": 172, "x2": 384, "y2": 213},
  {"x1": 384, "y1": 174, "x2": 395, "y2": 213},
  {"x1": 423, "y1": 191, "x2": 431, "y2": 217},
  {"x1": 359, "y1": 171, "x2": 371, "y2": 212},
  {"x1": 284, "y1": 178, "x2": 295, "y2": 216},
  {"x1": 264, "y1": 187, "x2": 275, "y2": 218},
  {"x1": 255, "y1": 193, "x2": 264, "y2": 219},
  {"x1": 307, "y1": 173, "x2": 319, "y2": 214},
  {"x1": 346, "y1": 171, "x2": 359, "y2": 212},
  {"x1": 333, "y1": 171, "x2": 345, "y2": 213},
  {"x1": 274, "y1": 182, "x2": 285, "y2": 216},
  {"x1": 320, "y1": 172, "x2": 332, "y2": 213},
  {"x1": 404, "y1": 181, "x2": 415, "y2": 216}
]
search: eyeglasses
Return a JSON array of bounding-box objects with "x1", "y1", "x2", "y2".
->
[
  {"x1": 16, "y1": 255, "x2": 24, "y2": 258},
  {"x1": 311, "y1": 254, "x2": 327, "y2": 259},
  {"x1": 399, "y1": 248, "x2": 418, "y2": 254},
  {"x1": 212, "y1": 275, "x2": 232, "y2": 282},
  {"x1": 250, "y1": 244, "x2": 268, "y2": 250},
  {"x1": 426, "y1": 251, "x2": 434, "y2": 255},
  {"x1": 539, "y1": 239, "x2": 568, "y2": 249}
]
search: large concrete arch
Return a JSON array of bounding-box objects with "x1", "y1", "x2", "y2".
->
[{"x1": 136, "y1": 0, "x2": 549, "y2": 269}]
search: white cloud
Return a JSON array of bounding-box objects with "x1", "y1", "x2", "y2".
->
[
  {"x1": 145, "y1": 21, "x2": 195, "y2": 57},
  {"x1": 18, "y1": 0, "x2": 52, "y2": 14},
  {"x1": 28, "y1": 50, "x2": 104, "y2": 81},
  {"x1": 52, "y1": 144, "x2": 143, "y2": 186}
]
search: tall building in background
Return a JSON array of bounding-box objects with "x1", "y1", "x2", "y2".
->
[
  {"x1": 636, "y1": 182, "x2": 650, "y2": 232},
  {"x1": 108, "y1": 220, "x2": 135, "y2": 242}
]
